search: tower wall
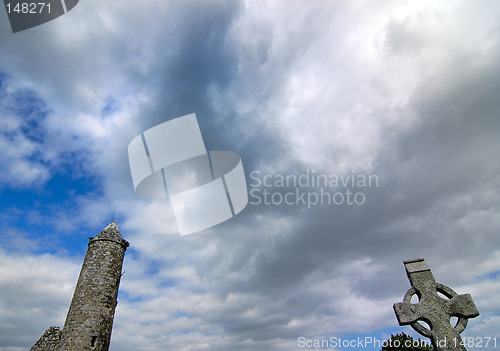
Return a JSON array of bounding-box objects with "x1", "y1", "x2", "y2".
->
[
  {"x1": 59, "y1": 222, "x2": 129, "y2": 351},
  {"x1": 30, "y1": 326, "x2": 62, "y2": 351}
]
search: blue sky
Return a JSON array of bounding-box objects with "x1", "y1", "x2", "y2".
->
[{"x1": 1, "y1": 1, "x2": 499, "y2": 350}]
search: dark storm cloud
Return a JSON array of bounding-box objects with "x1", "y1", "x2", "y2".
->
[
  {"x1": 239, "y1": 39, "x2": 500, "y2": 299},
  {"x1": 135, "y1": 1, "x2": 241, "y2": 126},
  {"x1": 257, "y1": 21, "x2": 496, "y2": 298},
  {"x1": 133, "y1": 0, "x2": 292, "y2": 173},
  {"x1": 156, "y1": 4, "x2": 500, "y2": 344}
]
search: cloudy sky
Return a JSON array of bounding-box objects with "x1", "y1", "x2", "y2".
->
[{"x1": 1, "y1": 0, "x2": 499, "y2": 350}]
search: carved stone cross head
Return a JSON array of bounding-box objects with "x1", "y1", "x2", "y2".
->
[{"x1": 393, "y1": 258, "x2": 479, "y2": 351}]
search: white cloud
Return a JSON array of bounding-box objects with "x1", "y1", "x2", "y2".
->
[
  {"x1": 0, "y1": 113, "x2": 50, "y2": 188},
  {"x1": 0, "y1": 249, "x2": 80, "y2": 350}
]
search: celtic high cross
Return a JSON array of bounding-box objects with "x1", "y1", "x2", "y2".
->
[{"x1": 393, "y1": 258, "x2": 479, "y2": 351}]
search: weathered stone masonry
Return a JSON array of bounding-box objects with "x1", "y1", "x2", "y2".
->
[{"x1": 30, "y1": 221, "x2": 129, "y2": 351}]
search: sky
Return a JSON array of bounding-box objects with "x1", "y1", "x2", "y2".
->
[{"x1": 0, "y1": 0, "x2": 499, "y2": 350}]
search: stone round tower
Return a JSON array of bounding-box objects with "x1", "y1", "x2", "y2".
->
[{"x1": 59, "y1": 221, "x2": 129, "y2": 351}]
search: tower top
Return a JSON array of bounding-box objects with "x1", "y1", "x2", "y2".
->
[{"x1": 89, "y1": 221, "x2": 130, "y2": 248}]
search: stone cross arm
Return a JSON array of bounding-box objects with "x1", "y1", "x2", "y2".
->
[{"x1": 394, "y1": 292, "x2": 479, "y2": 326}]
